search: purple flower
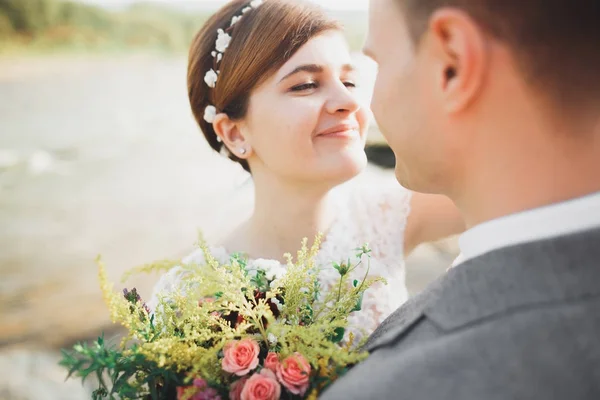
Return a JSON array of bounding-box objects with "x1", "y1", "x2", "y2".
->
[
  {"x1": 123, "y1": 287, "x2": 142, "y2": 303},
  {"x1": 177, "y1": 378, "x2": 222, "y2": 400},
  {"x1": 123, "y1": 287, "x2": 150, "y2": 320}
]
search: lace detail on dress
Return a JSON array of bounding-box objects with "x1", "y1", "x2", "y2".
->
[
  {"x1": 148, "y1": 179, "x2": 412, "y2": 342},
  {"x1": 318, "y1": 179, "x2": 412, "y2": 341}
]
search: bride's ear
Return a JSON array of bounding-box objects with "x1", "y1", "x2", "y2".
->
[{"x1": 212, "y1": 113, "x2": 252, "y2": 159}]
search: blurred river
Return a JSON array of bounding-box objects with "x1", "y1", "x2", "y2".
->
[{"x1": 0, "y1": 53, "x2": 455, "y2": 399}]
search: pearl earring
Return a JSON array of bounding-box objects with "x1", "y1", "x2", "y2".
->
[{"x1": 239, "y1": 148, "x2": 247, "y2": 155}]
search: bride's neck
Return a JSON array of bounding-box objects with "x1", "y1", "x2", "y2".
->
[{"x1": 228, "y1": 177, "x2": 337, "y2": 261}]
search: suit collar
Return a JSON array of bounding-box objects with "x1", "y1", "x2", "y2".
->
[{"x1": 367, "y1": 227, "x2": 600, "y2": 351}]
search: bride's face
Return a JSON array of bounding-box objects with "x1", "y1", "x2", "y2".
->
[{"x1": 241, "y1": 31, "x2": 369, "y2": 185}]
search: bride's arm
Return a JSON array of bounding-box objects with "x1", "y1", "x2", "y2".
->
[{"x1": 403, "y1": 192, "x2": 465, "y2": 255}]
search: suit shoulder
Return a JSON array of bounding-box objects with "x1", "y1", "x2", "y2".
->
[{"x1": 322, "y1": 299, "x2": 600, "y2": 400}]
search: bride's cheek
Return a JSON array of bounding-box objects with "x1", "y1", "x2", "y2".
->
[{"x1": 295, "y1": 109, "x2": 322, "y2": 141}]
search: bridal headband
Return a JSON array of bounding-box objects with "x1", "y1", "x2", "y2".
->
[{"x1": 203, "y1": 0, "x2": 264, "y2": 126}]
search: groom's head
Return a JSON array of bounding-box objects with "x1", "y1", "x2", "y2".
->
[{"x1": 364, "y1": 0, "x2": 600, "y2": 195}]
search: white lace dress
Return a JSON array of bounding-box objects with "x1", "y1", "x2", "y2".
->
[{"x1": 148, "y1": 180, "x2": 412, "y2": 341}]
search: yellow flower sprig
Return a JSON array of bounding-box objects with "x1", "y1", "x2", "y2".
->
[{"x1": 94, "y1": 233, "x2": 379, "y2": 396}]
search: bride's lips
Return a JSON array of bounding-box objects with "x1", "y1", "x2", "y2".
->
[{"x1": 316, "y1": 122, "x2": 360, "y2": 138}]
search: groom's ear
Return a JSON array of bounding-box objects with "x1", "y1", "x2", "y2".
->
[{"x1": 428, "y1": 8, "x2": 487, "y2": 114}]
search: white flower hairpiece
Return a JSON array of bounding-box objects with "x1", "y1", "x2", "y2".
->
[
  {"x1": 204, "y1": 69, "x2": 218, "y2": 89},
  {"x1": 203, "y1": 105, "x2": 217, "y2": 123},
  {"x1": 215, "y1": 29, "x2": 231, "y2": 53},
  {"x1": 203, "y1": 0, "x2": 264, "y2": 124}
]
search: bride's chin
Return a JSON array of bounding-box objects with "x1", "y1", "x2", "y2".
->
[{"x1": 317, "y1": 152, "x2": 368, "y2": 182}]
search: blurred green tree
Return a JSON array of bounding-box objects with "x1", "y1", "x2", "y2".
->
[{"x1": 0, "y1": 0, "x2": 365, "y2": 53}]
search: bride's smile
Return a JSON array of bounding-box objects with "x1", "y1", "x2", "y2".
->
[
  {"x1": 237, "y1": 30, "x2": 370, "y2": 185},
  {"x1": 315, "y1": 121, "x2": 360, "y2": 139}
]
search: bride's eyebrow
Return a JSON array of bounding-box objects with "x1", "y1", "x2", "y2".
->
[
  {"x1": 278, "y1": 63, "x2": 356, "y2": 83},
  {"x1": 279, "y1": 64, "x2": 323, "y2": 83}
]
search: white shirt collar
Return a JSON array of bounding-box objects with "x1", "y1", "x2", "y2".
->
[{"x1": 454, "y1": 191, "x2": 600, "y2": 266}]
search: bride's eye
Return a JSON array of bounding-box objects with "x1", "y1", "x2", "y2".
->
[
  {"x1": 343, "y1": 81, "x2": 357, "y2": 89},
  {"x1": 290, "y1": 82, "x2": 318, "y2": 92}
]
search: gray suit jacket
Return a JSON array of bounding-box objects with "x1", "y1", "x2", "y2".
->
[{"x1": 320, "y1": 227, "x2": 600, "y2": 399}]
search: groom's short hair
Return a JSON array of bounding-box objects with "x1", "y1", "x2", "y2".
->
[{"x1": 397, "y1": 0, "x2": 600, "y2": 109}]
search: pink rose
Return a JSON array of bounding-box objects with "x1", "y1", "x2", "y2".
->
[
  {"x1": 264, "y1": 352, "x2": 280, "y2": 372},
  {"x1": 276, "y1": 353, "x2": 311, "y2": 396},
  {"x1": 241, "y1": 369, "x2": 281, "y2": 400},
  {"x1": 198, "y1": 297, "x2": 215, "y2": 306},
  {"x1": 222, "y1": 339, "x2": 260, "y2": 376},
  {"x1": 229, "y1": 377, "x2": 249, "y2": 400}
]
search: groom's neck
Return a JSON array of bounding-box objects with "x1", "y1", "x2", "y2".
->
[{"x1": 456, "y1": 113, "x2": 600, "y2": 228}]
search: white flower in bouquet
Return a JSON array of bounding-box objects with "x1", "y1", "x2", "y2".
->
[
  {"x1": 269, "y1": 278, "x2": 284, "y2": 289},
  {"x1": 249, "y1": 259, "x2": 286, "y2": 281},
  {"x1": 267, "y1": 332, "x2": 278, "y2": 345},
  {"x1": 270, "y1": 297, "x2": 283, "y2": 311}
]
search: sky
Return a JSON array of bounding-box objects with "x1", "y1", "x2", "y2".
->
[{"x1": 77, "y1": 0, "x2": 369, "y2": 11}]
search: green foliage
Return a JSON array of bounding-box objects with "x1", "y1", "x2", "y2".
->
[
  {"x1": 62, "y1": 234, "x2": 379, "y2": 398},
  {"x1": 0, "y1": 0, "x2": 60, "y2": 34},
  {"x1": 59, "y1": 334, "x2": 183, "y2": 400},
  {"x1": 0, "y1": 12, "x2": 13, "y2": 38},
  {"x1": 0, "y1": 0, "x2": 211, "y2": 53},
  {"x1": 0, "y1": 0, "x2": 367, "y2": 54}
]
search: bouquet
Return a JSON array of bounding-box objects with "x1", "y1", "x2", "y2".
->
[{"x1": 60, "y1": 235, "x2": 383, "y2": 399}]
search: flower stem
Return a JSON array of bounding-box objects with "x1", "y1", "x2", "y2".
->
[{"x1": 246, "y1": 293, "x2": 270, "y2": 345}]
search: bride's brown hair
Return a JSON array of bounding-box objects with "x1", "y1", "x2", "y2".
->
[{"x1": 187, "y1": 0, "x2": 342, "y2": 172}]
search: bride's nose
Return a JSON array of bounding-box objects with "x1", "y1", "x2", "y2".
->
[{"x1": 324, "y1": 81, "x2": 361, "y2": 115}]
